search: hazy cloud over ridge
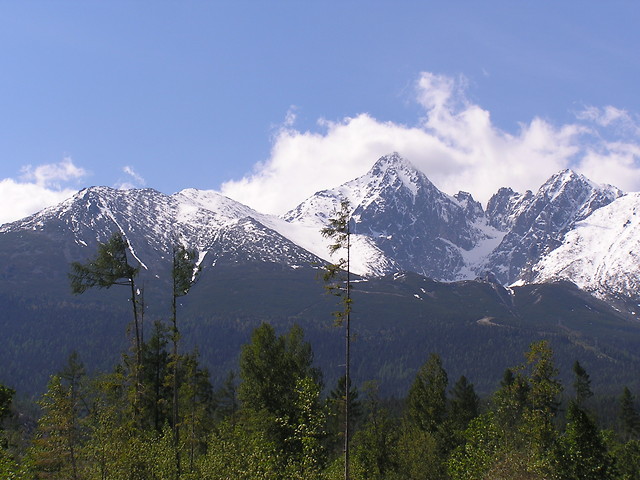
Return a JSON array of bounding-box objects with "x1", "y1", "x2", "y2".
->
[{"x1": 221, "y1": 72, "x2": 640, "y2": 215}]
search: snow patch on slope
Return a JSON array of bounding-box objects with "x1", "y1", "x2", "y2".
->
[{"x1": 530, "y1": 193, "x2": 640, "y2": 298}]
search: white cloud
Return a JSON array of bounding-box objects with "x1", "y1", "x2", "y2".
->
[
  {"x1": 283, "y1": 105, "x2": 297, "y2": 129},
  {"x1": 0, "y1": 157, "x2": 87, "y2": 225},
  {"x1": 116, "y1": 165, "x2": 146, "y2": 190},
  {"x1": 19, "y1": 157, "x2": 86, "y2": 189},
  {"x1": 579, "y1": 142, "x2": 640, "y2": 191},
  {"x1": 223, "y1": 71, "x2": 640, "y2": 215},
  {"x1": 576, "y1": 105, "x2": 638, "y2": 133}
]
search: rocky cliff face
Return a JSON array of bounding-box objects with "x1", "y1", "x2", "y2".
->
[
  {"x1": 483, "y1": 170, "x2": 622, "y2": 284},
  {"x1": 0, "y1": 152, "x2": 633, "y2": 304}
]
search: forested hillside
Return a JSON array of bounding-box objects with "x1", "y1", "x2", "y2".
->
[
  {"x1": 2, "y1": 324, "x2": 640, "y2": 479},
  {"x1": 3, "y1": 209, "x2": 640, "y2": 479}
]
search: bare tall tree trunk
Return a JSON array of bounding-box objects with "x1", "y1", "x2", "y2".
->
[
  {"x1": 172, "y1": 277, "x2": 181, "y2": 480},
  {"x1": 344, "y1": 221, "x2": 351, "y2": 480}
]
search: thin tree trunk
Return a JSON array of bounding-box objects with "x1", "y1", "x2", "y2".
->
[
  {"x1": 129, "y1": 277, "x2": 142, "y2": 420},
  {"x1": 344, "y1": 220, "x2": 351, "y2": 480},
  {"x1": 172, "y1": 290, "x2": 181, "y2": 479}
]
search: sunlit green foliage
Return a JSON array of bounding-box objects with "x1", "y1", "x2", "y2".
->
[{"x1": 4, "y1": 297, "x2": 639, "y2": 480}]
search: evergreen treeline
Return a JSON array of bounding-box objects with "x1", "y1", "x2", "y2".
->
[
  {"x1": 2, "y1": 328, "x2": 640, "y2": 479},
  {"x1": 3, "y1": 232, "x2": 640, "y2": 479}
]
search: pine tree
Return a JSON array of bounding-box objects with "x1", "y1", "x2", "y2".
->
[
  {"x1": 238, "y1": 323, "x2": 323, "y2": 467},
  {"x1": 620, "y1": 386, "x2": 640, "y2": 441},
  {"x1": 69, "y1": 232, "x2": 143, "y2": 414},
  {"x1": 321, "y1": 198, "x2": 353, "y2": 480},
  {"x1": 31, "y1": 376, "x2": 81, "y2": 479},
  {"x1": 407, "y1": 353, "x2": 448, "y2": 434},
  {"x1": 556, "y1": 400, "x2": 615, "y2": 480},
  {"x1": 573, "y1": 360, "x2": 593, "y2": 407},
  {"x1": 170, "y1": 244, "x2": 200, "y2": 478},
  {"x1": 449, "y1": 375, "x2": 480, "y2": 432}
]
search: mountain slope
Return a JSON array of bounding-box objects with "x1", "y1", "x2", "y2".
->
[
  {"x1": 0, "y1": 186, "x2": 333, "y2": 326},
  {"x1": 3, "y1": 153, "x2": 640, "y2": 397},
  {"x1": 285, "y1": 152, "x2": 503, "y2": 280},
  {"x1": 484, "y1": 169, "x2": 622, "y2": 284},
  {"x1": 528, "y1": 192, "x2": 640, "y2": 313}
]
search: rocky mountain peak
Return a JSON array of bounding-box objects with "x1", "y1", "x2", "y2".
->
[
  {"x1": 454, "y1": 191, "x2": 484, "y2": 222},
  {"x1": 366, "y1": 153, "x2": 441, "y2": 200},
  {"x1": 1, "y1": 153, "x2": 636, "y2": 307},
  {"x1": 483, "y1": 168, "x2": 623, "y2": 284}
]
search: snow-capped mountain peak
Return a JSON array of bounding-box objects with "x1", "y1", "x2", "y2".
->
[
  {"x1": 363, "y1": 152, "x2": 431, "y2": 197},
  {"x1": 529, "y1": 192, "x2": 640, "y2": 308},
  {"x1": 283, "y1": 152, "x2": 429, "y2": 226},
  {"x1": 484, "y1": 167, "x2": 623, "y2": 284},
  {"x1": 2, "y1": 152, "x2": 638, "y2": 309},
  {"x1": 284, "y1": 153, "x2": 500, "y2": 280}
]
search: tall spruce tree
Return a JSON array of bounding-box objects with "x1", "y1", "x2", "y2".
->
[
  {"x1": 408, "y1": 353, "x2": 448, "y2": 434},
  {"x1": 556, "y1": 400, "x2": 615, "y2": 480},
  {"x1": 321, "y1": 198, "x2": 353, "y2": 480},
  {"x1": 573, "y1": 361, "x2": 593, "y2": 407},
  {"x1": 620, "y1": 386, "x2": 640, "y2": 441},
  {"x1": 238, "y1": 323, "x2": 323, "y2": 465},
  {"x1": 449, "y1": 375, "x2": 480, "y2": 433},
  {"x1": 170, "y1": 244, "x2": 200, "y2": 478}
]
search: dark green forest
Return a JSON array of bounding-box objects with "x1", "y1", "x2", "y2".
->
[
  {"x1": 3, "y1": 323, "x2": 640, "y2": 479},
  {"x1": 3, "y1": 229, "x2": 640, "y2": 479}
]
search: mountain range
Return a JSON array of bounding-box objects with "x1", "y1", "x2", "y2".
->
[{"x1": 2, "y1": 152, "x2": 640, "y2": 396}]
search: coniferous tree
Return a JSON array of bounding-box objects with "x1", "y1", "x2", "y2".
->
[
  {"x1": 620, "y1": 386, "x2": 640, "y2": 441},
  {"x1": 179, "y1": 350, "x2": 214, "y2": 475},
  {"x1": 238, "y1": 323, "x2": 323, "y2": 468},
  {"x1": 31, "y1": 376, "x2": 81, "y2": 479},
  {"x1": 573, "y1": 360, "x2": 593, "y2": 407},
  {"x1": 450, "y1": 342, "x2": 562, "y2": 479},
  {"x1": 141, "y1": 321, "x2": 171, "y2": 432},
  {"x1": 170, "y1": 244, "x2": 200, "y2": 478},
  {"x1": 69, "y1": 232, "x2": 143, "y2": 413},
  {"x1": 493, "y1": 367, "x2": 529, "y2": 434},
  {"x1": 556, "y1": 400, "x2": 615, "y2": 480},
  {"x1": 0, "y1": 384, "x2": 13, "y2": 428},
  {"x1": 0, "y1": 383, "x2": 15, "y2": 453},
  {"x1": 328, "y1": 375, "x2": 362, "y2": 456},
  {"x1": 523, "y1": 340, "x2": 562, "y2": 458},
  {"x1": 449, "y1": 375, "x2": 480, "y2": 433},
  {"x1": 321, "y1": 198, "x2": 353, "y2": 480},
  {"x1": 401, "y1": 353, "x2": 450, "y2": 480},
  {"x1": 407, "y1": 353, "x2": 448, "y2": 434},
  {"x1": 30, "y1": 353, "x2": 88, "y2": 480},
  {"x1": 351, "y1": 381, "x2": 397, "y2": 480},
  {"x1": 213, "y1": 371, "x2": 239, "y2": 426}
]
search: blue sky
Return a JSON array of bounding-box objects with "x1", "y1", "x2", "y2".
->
[{"x1": 1, "y1": 2, "x2": 639, "y2": 223}]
